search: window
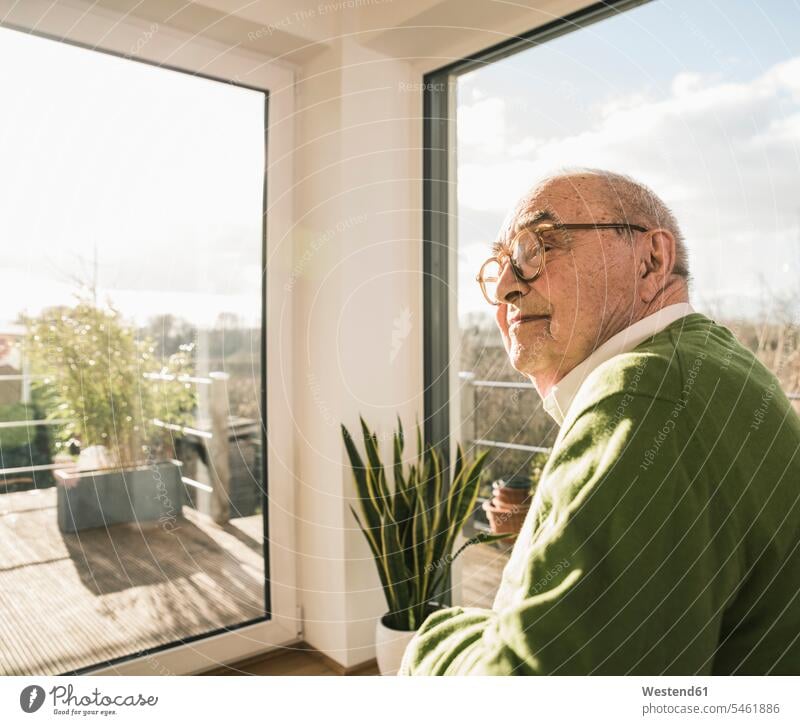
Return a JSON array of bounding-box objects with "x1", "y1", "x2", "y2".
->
[
  {"x1": 424, "y1": 0, "x2": 800, "y2": 607},
  {"x1": 0, "y1": 26, "x2": 270, "y2": 674}
]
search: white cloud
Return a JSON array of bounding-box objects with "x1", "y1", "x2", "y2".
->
[
  {"x1": 672, "y1": 72, "x2": 706, "y2": 97},
  {"x1": 762, "y1": 56, "x2": 800, "y2": 99},
  {"x1": 456, "y1": 56, "x2": 800, "y2": 317},
  {"x1": 456, "y1": 96, "x2": 506, "y2": 154},
  {"x1": 458, "y1": 57, "x2": 800, "y2": 211},
  {"x1": 509, "y1": 136, "x2": 543, "y2": 156}
]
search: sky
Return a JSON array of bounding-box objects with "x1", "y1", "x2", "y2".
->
[
  {"x1": 0, "y1": 26, "x2": 265, "y2": 329},
  {"x1": 2, "y1": 3, "x2": 799, "y2": 330},
  {"x1": 456, "y1": 0, "x2": 800, "y2": 322}
]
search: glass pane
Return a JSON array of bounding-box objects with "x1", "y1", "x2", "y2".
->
[
  {"x1": 456, "y1": 0, "x2": 800, "y2": 606},
  {"x1": 0, "y1": 27, "x2": 267, "y2": 674}
]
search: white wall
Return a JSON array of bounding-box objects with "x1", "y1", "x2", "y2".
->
[{"x1": 292, "y1": 36, "x2": 425, "y2": 666}]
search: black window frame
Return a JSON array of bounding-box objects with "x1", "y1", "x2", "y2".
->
[{"x1": 422, "y1": 0, "x2": 651, "y2": 597}]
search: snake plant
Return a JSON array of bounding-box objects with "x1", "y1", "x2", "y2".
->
[{"x1": 342, "y1": 417, "x2": 506, "y2": 631}]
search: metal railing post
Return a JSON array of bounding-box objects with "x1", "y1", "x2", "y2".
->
[
  {"x1": 208, "y1": 372, "x2": 231, "y2": 525},
  {"x1": 458, "y1": 371, "x2": 476, "y2": 451}
]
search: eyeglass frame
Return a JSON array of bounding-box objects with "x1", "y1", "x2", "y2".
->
[{"x1": 476, "y1": 222, "x2": 650, "y2": 306}]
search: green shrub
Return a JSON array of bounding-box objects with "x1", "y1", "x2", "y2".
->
[{"x1": 23, "y1": 298, "x2": 197, "y2": 467}]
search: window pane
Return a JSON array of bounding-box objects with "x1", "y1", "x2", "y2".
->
[
  {"x1": 456, "y1": 0, "x2": 800, "y2": 605},
  {"x1": 0, "y1": 28, "x2": 267, "y2": 674}
]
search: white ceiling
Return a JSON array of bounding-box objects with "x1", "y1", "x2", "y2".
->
[{"x1": 0, "y1": 0, "x2": 594, "y2": 66}]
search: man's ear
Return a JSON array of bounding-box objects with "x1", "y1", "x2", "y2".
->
[{"x1": 638, "y1": 228, "x2": 676, "y2": 302}]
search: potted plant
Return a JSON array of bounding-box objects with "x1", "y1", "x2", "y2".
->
[
  {"x1": 342, "y1": 417, "x2": 506, "y2": 675},
  {"x1": 23, "y1": 298, "x2": 197, "y2": 533},
  {"x1": 483, "y1": 476, "x2": 533, "y2": 539},
  {"x1": 484, "y1": 451, "x2": 550, "y2": 540}
]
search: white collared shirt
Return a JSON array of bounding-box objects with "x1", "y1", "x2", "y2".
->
[{"x1": 541, "y1": 303, "x2": 696, "y2": 426}]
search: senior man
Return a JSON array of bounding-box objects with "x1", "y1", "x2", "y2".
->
[{"x1": 400, "y1": 169, "x2": 800, "y2": 675}]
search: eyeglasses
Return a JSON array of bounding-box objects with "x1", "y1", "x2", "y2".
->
[{"x1": 476, "y1": 222, "x2": 649, "y2": 305}]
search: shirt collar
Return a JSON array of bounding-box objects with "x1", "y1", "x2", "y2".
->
[{"x1": 542, "y1": 302, "x2": 696, "y2": 426}]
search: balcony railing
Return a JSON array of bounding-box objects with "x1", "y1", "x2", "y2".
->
[
  {"x1": 459, "y1": 371, "x2": 551, "y2": 455},
  {"x1": 459, "y1": 370, "x2": 800, "y2": 456},
  {"x1": 0, "y1": 371, "x2": 252, "y2": 524}
]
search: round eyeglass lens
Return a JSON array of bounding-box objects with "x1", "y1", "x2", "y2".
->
[
  {"x1": 479, "y1": 258, "x2": 502, "y2": 304},
  {"x1": 511, "y1": 229, "x2": 544, "y2": 280}
]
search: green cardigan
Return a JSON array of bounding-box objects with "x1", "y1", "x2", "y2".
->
[{"x1": 400, "y1": 313, "x2": 800, "y2": 675}]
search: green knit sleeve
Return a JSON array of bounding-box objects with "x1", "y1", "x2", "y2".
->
[{"x1": 400, "y1": 391, "x2": 742, "y2": 675}]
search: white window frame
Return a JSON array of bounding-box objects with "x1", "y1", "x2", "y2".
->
[{"x1": 0, "y1": 2, "x2": 298, "y2": 675}]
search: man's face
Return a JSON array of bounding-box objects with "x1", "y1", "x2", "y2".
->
[{"x1": 492, "y1": 177, "x2": 639, "y2": 386}]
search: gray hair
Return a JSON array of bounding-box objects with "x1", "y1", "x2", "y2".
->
[{"x1": 543, "y1": 168, "x2": 691, "y2": 281}]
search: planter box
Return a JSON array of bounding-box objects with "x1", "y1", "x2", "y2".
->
[{"x1": 55, "y1": 460, "x2": 185, "y2": 533}]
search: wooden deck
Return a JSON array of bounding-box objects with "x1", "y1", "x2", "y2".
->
[
  {"x1": 0, "y1": 487, "x2": 265, "y2": 675},
  {"x1": 458, "y1": 539, "x2": 512, "y2": 609},
  {"x1": 0, "y1": 486, "x2": 512, "y2": 676}
]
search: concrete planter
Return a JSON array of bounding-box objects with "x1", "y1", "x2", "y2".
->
[{"x1": 55, "y1": 460, "x2": 184, "y2": 533}]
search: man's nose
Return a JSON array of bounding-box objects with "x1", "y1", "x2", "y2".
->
[{"x1": 495, "y1": 260, "x2": 529, "y2": 304}]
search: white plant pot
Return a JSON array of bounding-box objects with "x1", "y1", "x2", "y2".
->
[{"x1": 375, "y1": 614, "x2": 417, "y2": 676}]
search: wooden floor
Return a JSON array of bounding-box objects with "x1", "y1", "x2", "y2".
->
[
  {"x1": 206, "y1": 645, "x2": 380, "y2": 676},
  {"x1": 0, "y1": 487, "x2": 265, "y2": 675}
]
